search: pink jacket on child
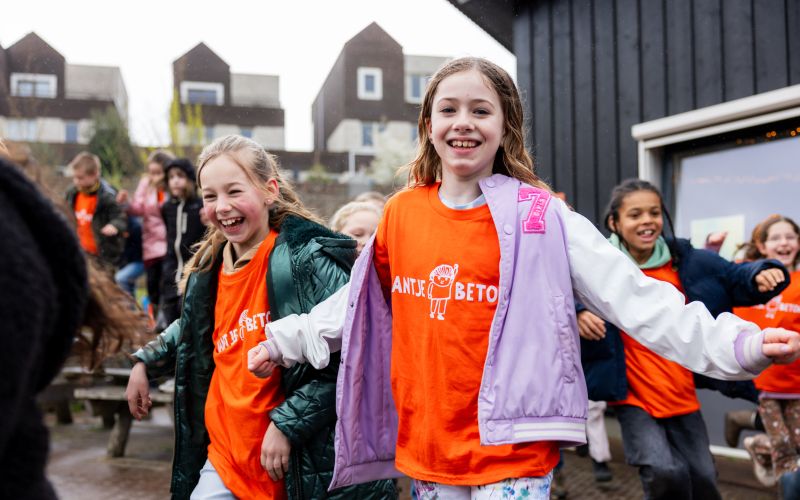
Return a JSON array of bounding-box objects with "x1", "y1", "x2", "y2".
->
[{"x1": 127, "y1": 176, "x2": 167, "y2": 261}]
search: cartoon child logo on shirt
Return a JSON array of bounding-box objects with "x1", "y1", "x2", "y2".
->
[{"x1": 428, "y1": 263, "x2": 459, "y2": 320}]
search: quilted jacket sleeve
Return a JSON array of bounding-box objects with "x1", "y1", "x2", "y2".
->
[
  {"x1": 269, "y1": 355, "x2": 339, "y2": 446},
  {"x1": 270, "y1": 237, "x2": 353, "y2": 445},
  {"x1": 131, "y1": 318, "x2": 181, "y2": 378}
]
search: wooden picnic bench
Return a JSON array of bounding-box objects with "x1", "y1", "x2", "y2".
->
[{"x1": 74, "y1": 384, "x2": 173, "y2": 457}]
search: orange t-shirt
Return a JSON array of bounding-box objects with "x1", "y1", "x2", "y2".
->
[
  {"x1": 373, "y1": 185, "x2": 559, "y2": 485},
  {"x1": 611, "y1": 262, "x2": 700, "y2": 418},
  {"x1": 735, "y1": 271, "x2": 800, "y2": 395},
  {"x1": 205, "y1": 231, "x2": 287, "y2": 499},
  {"x1": 74, "y1": 192, "x2": 98, "y2": 255}
]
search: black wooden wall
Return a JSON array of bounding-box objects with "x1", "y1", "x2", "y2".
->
[{"x1": 513, "y1": 0, "x2": 800, "y2": 224}]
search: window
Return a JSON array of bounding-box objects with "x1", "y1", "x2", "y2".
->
[
  {"x1": 65, "y1": 121, "x2": 79, "y2": 143},
  {"x1": 180, "y1": 81, "x2": 224, "y2": 106},
  {"x1": 673, "y1": 128, "x2": 800, "y2": 260},
  {"x1": 6, "y1": 119, "x2": 38, "y2": 141},
  {"x1": 240, "y1": 127, "x2": 253, "y2": 139},
  {"x1": 10, "y1": 73, "x2": 56, "y2": 98},
  {"x1": 406, "y1": 74, "x2": 430, "y2": 103},
  {"x1": 357, "y1": 67, "x2": 382, "y2": 100},
  {"x1": 361, "y1": 122, "x2": 374, "y2": 147},
  {"x1": 205, "y1": 125, "x2": 215, "y2": 144},
  {"x1": 187, "y1": 89, "x2": 218, "y2": 105}
]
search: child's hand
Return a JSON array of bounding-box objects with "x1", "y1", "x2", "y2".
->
[
  {"x1": 100, "y1": 223, "x2": 119, "y2": 237},
  {"x1": 125, "y1": 362, "x2": 152, "y2": 420},
  {"x1": 248, "y1": 343, "x2": 276, "y2": 378},
  {"x1": 116, "y1": 189, "x2": 129, "y2": 205},
  {"x1": 755, "y1": 268, "x2": 786, "y2": 293},
  {"x1": 762, "y1": 328, "x2": 800, "y2": 364},
  {"x1": 577, "y1": 310, "x2": 606, "y2": 340},
  {"x1": 261, "y1": 422, "x2": 291, "y2": 481}
]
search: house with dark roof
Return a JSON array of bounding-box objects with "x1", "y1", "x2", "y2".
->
[
  {"x1": 0, "y1": 32, "x2": 128, "y2": 163},
  {"x1": 312, "y1": 22, "x2": 449, "y2": 160},
  {"x1": 172, "y1": 42, "x2": 284, "y2": 149}
]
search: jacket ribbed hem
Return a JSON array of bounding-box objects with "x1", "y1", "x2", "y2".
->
[
  {"x1": 329, "y1": 459, "x2": 402, "y2": 491},
  {"x1": 480, "y1": 417, "x2": 587, "y2": 448}
]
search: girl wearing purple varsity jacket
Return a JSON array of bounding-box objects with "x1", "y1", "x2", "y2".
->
[{"x1": 247, "y1": 58, "x2": 800, "y2": 500}]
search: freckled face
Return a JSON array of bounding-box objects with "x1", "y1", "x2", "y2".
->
[{"x1": 199, "y1": 155, "x2": 276, "y2": 256}]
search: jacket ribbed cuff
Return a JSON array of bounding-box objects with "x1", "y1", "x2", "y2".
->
[
  {"x1": 261, "y1": 338, "x2": 283, "y2": 365},
  {"x1": 734, "y1": 329, "x2": 771, "y2": 375}
]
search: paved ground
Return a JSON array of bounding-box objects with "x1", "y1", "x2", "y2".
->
[{"x1": 46, "y1": 407, "x2": 778, "y2": 499}]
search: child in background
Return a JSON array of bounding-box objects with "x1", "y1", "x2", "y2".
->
[
  {"x1": 157, "y1": 157, "x2": 205, "y2": 331},
  {"x1": 117, "y1": 150, "x2": 172, "y2": 318},
  {"x1": 329, "y1": 200, "x2": 381, "y2": 254},
  {"x1": 577, "y1": 179, "x2": 789, "y2": 499},
  {"x1": 249, "y1": 58, "x2": 800, "y2": 499},
  {"x1": 125, "y1": 136, "x2": 396, "y2": 499},
  {"x1": 354, "y1": 190, "x2": 387, "y2": 211},
  {"x1": 65, "y1": 152, "x2": 127, "y2": 270},
  {"x1": 114, "y1": 215, "x2": 144, "y2": 297},
  {"x1": 735, "y1": 215, "x2": 800, "y2": 481}
]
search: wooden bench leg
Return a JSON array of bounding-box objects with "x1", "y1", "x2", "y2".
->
[
  {"x1": 54, "y1": 400, "x2": 73, "y2": 425},
  {"x1": 107, "y1": 406, "x2": 133, "y2": 458}
]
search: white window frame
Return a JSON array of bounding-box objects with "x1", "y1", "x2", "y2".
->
[
  {"x1": 180, "y1": 81, "x2": 224, "y2": 106},
  {"x1": 10, "y1": 73, "x2": 57, "y2": 98},
  {"x1": 632, "y1": 84, "x2": 800, "y2": 189},
  {"x1": 357, "y1": 67, "x2": 382, "y2": 101},
  {"x1": 406, "y1": 74, "x2": 429, "y2": 103}
]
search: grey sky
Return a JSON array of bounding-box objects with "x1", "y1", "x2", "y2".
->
[{"x1": 1, "y1": 0, "x2": 515, "y2": 150}]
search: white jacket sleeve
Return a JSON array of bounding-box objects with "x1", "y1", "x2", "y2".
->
[
  {"x1": 261, "y1": 283, "x2": 349, "y2": 369},
  {"x1": 560, "y1": 201, "x2": 770, "y2": 380}
]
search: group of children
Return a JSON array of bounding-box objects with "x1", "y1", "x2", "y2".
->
[
  {"x1": 65, "y1": 150, "x2": 205, "y2": 330},
  {"x1": 109, "y1": 56, "x2": 800, "y2": 500}
]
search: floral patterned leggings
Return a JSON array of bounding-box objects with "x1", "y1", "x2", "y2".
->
[
  {"x1": 413, "y1": 474, "x2": 552, "y2": 500},
  {"x1": 758, "y1": 398, "x2": 800, "y2": 476}
]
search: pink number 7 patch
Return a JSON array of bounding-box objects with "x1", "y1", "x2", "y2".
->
[{"x1": 518, "y1": 188, "x2": 551, "y2": 233}]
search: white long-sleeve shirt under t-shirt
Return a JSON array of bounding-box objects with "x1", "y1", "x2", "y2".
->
[{"x1": 263, "y1": 197, "x2": 771, "y2": 381}]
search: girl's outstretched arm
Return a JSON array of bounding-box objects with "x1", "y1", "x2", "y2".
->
[
  {"x1": 253, "y1": 283, "x2": 350, "y2": 370},
  {"x1": 559, "y1": 201, "x2": 799, "y2": 380}
]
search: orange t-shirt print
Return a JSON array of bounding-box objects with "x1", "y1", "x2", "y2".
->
[
  {"x1": 612, "y1": 262, "x2": 700, "y2": 418},
  {"x1": 205, "y1": 230, "x2": 287, "y2": 500},
  {"x1": 735, "y1": 270, "x2": 800, "y2": 395},
  {"x1": 373, "y1": 185, "x2": 559, "y2": 485},
  {"x1": 74, "y1": 192, "x2": 98, "y2": 255}
]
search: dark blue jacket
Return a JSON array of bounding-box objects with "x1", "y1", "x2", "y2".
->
[{"x1": 579, "y1": 237, "x2": 789, "y2": 402}]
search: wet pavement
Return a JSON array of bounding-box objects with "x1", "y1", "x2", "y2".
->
[{"x1": 46, "y1": 407, "x2": 778, "y2": 499}]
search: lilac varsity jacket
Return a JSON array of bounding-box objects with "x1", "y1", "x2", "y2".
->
[{"x1": 264, "y1": 174, "x2": 771, "y2": 489}]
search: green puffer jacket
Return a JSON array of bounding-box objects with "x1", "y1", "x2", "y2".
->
[{"x1": 133, "y1": 216, "x2": 397, "y2": 500}]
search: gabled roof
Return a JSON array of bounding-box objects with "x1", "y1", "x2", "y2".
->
[
  {"x1": 344, "y1": 21, "x2": 402, "y2": 51},
  {"x1": 173, "y1": 42, "x2": 229, "y2": 71},
  {"x1": 6, "y1": 32, "x2": 65, "y2": 69}
]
